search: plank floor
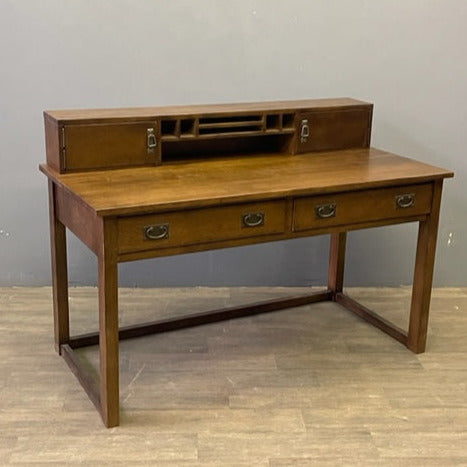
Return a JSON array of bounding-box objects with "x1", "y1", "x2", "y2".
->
[{"x1": 1, "y1": 286, "x2": 466, "y2": 465}]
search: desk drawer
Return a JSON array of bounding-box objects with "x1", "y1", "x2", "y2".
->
[
  {"x1": 118, "y1": 200, "x2": 286, "y2": 254},
  {"x1": 293, "y1": 183, "x2": 432, "y2": 231}
]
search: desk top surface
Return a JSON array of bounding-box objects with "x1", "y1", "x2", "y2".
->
[{"x1": 40, "y1": 148, "x2": 453, "y2": 217}]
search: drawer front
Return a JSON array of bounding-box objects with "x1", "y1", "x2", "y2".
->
[
  {"x1": 118, "y1": 200, "x2": 287, "y2": 254},
  {"x1": 64, "y1": 121, "x2": 158, "y2": 171},
  {"x1": 293, "y1": 184, "x2": 432, "y2": 231},
  {"x1": 296, "y1": 107, "x2": 372, "y2": 153}
]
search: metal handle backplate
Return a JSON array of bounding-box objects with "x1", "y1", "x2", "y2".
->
[
  {"x1": 300, "y1": 119, "x2": 310, "y2": 143},
  {"x1": 395, "y1": 193, "x2": 415, "y2": 209},
  {"x1": 315, "y1": 203, "x2": 337, "y2": 219},
  {"x1": 147, "y1": 128, "x2": 157, "y2": 154},
  {"x1": 242, "y1": 212, "x2": 265, "y2": 227},
  {"x1": 144, "y1": 223, "x2": 169, "y2": 240}
]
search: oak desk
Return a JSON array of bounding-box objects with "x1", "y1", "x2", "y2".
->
[{"x1": 40, "y1": 99, "x2": 453, "y2": 427}]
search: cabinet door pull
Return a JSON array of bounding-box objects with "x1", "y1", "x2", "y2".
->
[
  {"x1": 242, "y1": 212, "x2": 265, "y2": 227},
  {"x1": 147, "y1": 128, "x2": 157, "y2": 154},
  {"x1": 144, "y1": 223, "x2": 169, "y2": 240},
  {"x1": 315, "y1": 203, "x2": 337, "y2": 219},
  {"x1": 300, "y1": 119, "x2": 310, "y2": 143},
  {"x1": 395, "y1": 193, "x2": 415, "y2": 209}
]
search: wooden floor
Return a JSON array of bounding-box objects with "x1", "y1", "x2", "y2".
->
[{"x1": 1, "y1": 286, "x2": 466, "y2": 465}]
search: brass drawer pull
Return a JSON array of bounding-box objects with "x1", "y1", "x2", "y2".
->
[
  {"x1": 315, "y1": 203, "x2": 336, "y2": 219},
  {"x1": 396, "y1": 193, "x2": 415, "y2": 209},
  {"x1": 242, "y1": 212, "x2": 265, "y2": 227},
  {"x1": 144, "y1": 223, "x2": 169, "y2": 240}
]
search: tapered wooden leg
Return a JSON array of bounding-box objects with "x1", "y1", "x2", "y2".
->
[
  {"x1": 407, "y1": 180, "x2": 444, "y2": 353},
  {"x1": 328, "y1": 232, "x2": 347, "y2": 297},
  {"x1": 98, "y1": 219, "x2": 119, "y2": 427},
  {"x1": 48, "y1": 180, "x2": 69, "y2": 354}
]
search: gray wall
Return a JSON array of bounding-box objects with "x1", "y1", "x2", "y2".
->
[{"x1": 0, "y1": 0, "x2": 465, "y2": 287}]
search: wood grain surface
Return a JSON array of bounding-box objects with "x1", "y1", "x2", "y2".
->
[
  {"x1": 44, "y1": 97, "x2": 370, "y2": 123},
  {"x1": 1, "y1": 286, "x2": 466, "y2": 464},
  {"x1": 40, "y1": 148, "x2": 453, "y2": 216}
]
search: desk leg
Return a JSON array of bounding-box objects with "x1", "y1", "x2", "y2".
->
[
  {"x1": 98, "y1": 219, "x2": 119, "y2": 427},
  {"x1": 328, "y1": 232, "x2": 347, "y2": 297},
  {"x1": 48, "y1": 180, "x2": 70, "y2": 354},
  {"x1": 408, "y1": 180, "x2": 444, "y2": 353}
]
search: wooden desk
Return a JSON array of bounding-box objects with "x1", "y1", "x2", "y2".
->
[{"x1": 40, "y1": 99, "x2": 453, "y2": 427}]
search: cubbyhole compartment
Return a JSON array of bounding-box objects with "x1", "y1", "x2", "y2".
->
[
  {"x1": 161, "y1": 119, "x2": 178, "y2": 138},
  {"x1": 266, "y1": 114, "x2": 281, "y2": 131},
  {"x1": 199, "y1": 115, "x2": 261, "y2": 125},
  {"x1": 198, "y1": 114, "x2": 263, "y2": 136},
  {"x1": 282, "y1": 113, "x2": 295, "y2": 129},
  {"x1": 198, "y1": 124, "x2": 262, "y2": 135},
  {"x1": 180, "y1": 118, "x2": 196, "y2": 137},
  {"x1": 161, "y1": 133, "x2": 293, "y2": 163}
]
